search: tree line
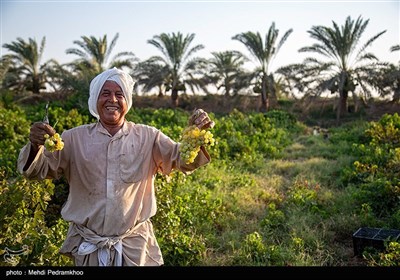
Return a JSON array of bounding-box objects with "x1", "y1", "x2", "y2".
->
[{"x1": 1, "y1": 15, "x2": 399, "y2": 123}]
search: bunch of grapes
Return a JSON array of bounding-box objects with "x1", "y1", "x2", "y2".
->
[
  {"x1": 44, "y1": 133, "x2": 64, "y2": 152},
  {"x1": 179, "y1": 125, "x2": 215, "y2": 164}
]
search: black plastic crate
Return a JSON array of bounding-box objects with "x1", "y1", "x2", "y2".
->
[{"x1": 352, "y1": 227, "x2": 400, "y2": 256}]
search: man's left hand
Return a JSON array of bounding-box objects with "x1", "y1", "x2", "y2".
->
[{"x1": 189, "y1": 109, "x2": 215, "y2": 130}]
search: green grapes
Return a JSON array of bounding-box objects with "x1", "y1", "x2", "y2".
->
[
  {"x1": 44, "y1": 133, "x2": 64, "y2": 152},
  {"x1": 179, "y1": 125, "x2": 215, "y2": 164}
]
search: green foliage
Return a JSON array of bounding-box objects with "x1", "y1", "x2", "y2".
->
[
  {"x1": 264, "y1": 109, "x2": 301, "y2": 132},
  {"x1": 352, "y1": 179, "x2": 399, "y2": 218},
  {"x1": 213, "y1": 109, "x2": 298, "y2": 163},
  {"x1": 0, "y1": 169, "x2": 72, "y2": 266},
  {"x1": 285, "y1": 177, "x2": 331, "y2": 220},
  {"x1": 260, "y1": 203, "x2": 286, "y2": 231},
  {"x1": 126, "y1": 108, "x2": 189, "y2": 139},
  {"x1": 2, "y1": 102, "x2": 400, "y2": 267},
  {"x1": 345, "y1": 113, "x2": 400, "y2": 220},
  {"x1": 230, "y1": 174, "x2": 257, "y2": 189},
  {"x1": 366, "y1": 113, "x2": 400, "y2": 147},
  {"x1": 233, "y1": 231, "x2": 284, "y2": 265},
  {"x1": 364, "y1": 241, "x2": 400, "y2": 266},
  {"x1": 287, "y1": 178, "x2": 319, "y2": 207},
  {"x1": 152, "y1": 172, "x2": 223, "y2": 266},
  {"x1": 23, "y1": 105, "x2": 92, "y2": 132},
  {"x1": 234, "y1": 232, "x2": 269, "y2": 265},
  {"x1": 47, "y1": 107, "x2": 91, "y2": 132},
  {"x1": 0, "y1": 89, "x2": 15, "y2": 109},
  {"x1": 0, "y1": 107, "x2": 31, "y2": 177},
  {"x1": 328, "y1": 120, "x2": 369, "y2": 151}
]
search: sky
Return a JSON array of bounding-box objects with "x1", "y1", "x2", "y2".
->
[{"x1": 1, "y1": 0, "x2": 399, "y2": 73}]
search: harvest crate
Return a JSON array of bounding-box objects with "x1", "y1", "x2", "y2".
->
[{"x1": 352, "y1": 227, "x2": 400, "y2": 256}]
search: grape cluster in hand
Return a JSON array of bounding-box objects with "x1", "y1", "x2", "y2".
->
[
  {"x1": 44, "y1": 133, "x2": 64, "y2": 152},
  {"x1": 179, "y1": 125, "x2": 215, "y2": 164}
]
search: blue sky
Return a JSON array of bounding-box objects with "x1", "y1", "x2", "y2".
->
[{"x1": 1, "y1": 0, "x2": 399, "y2": 72}]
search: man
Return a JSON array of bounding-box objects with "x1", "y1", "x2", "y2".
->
[{"x1": 17, "y1": 67, "x2": 215, "y2": 266}]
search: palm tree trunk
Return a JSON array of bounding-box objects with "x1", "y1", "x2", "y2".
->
[
  {"x1": 259, "y1": 77, "x2": 269, "y2": 112},
  {"x1": 171, "y1": 88, "x2": 179, "y2": 107},
  {"x1": 259, "y1": 93, "x2": 269, "y2": 112},
  {"x1": 336, "y1": 91, "x2": 348, "y2": 124},
  {"x1": 32, "y1": 76, "x2": 41, "y2": 94},
  {"x1": 267, "y1": 74, "x2": 278, "y2": 108},
  {"x1": 225, "y1": 84, "x2": 231, "y2": 98}
]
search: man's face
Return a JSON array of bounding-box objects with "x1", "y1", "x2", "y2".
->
[{"x1": 97, "y1": 80, "x2": 128, "y2": 125}]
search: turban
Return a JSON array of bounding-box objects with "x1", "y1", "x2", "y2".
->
[{"x1": 88, "y1": 67, "x2": 134, "y2": 120}]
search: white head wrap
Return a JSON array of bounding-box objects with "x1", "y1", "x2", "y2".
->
[{"x1": 88, "y1": 67, "x2": 134, "y2": 120}]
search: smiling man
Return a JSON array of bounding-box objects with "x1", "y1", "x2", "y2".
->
[
  {"x1": 17, "y1": 67, "x2": 215, "y2": 266},
  {"x1": 96, "y1": 80, "x2": 127, "y2": 134}
]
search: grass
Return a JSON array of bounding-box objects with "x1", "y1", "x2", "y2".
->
[{"x1": 191, "y1": 121, "x2": 369, "y2": 266}]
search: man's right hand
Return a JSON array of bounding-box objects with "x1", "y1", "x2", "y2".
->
[{"x1": 29, "y1": 122, "x2": 56, "y2": 152}]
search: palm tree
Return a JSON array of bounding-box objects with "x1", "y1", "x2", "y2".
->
[
  {"x1": 232, "y1": 22, "x2": 293, "y2": 112},
  {"x1": 50, "y1": 33, "x2": 137, "y2": 107},
  {"x1": 147, "y1": 32, "x2": 207, "y2": 107},
  {"x1": 389, "y1": 45, "x2": 400, "y2": 103},
  {"x1": 369, "y1": 45, "x2": 400, "y2": 104},
  {"x1": 2, "y1": 37, "x2": 51, "y2": 94},
  {"x1": 65, "y1": 33, "x2": 136, "y2": 75},
  {"x1": 206, "y1": 50, "x2": 249, "y2": 97},
  {"x1": 132, "y1": 57, "x2": 169, "y2": 96},
  {"x1": 298, "y1": 15, "x2": 386, "y2": 122},
  {"x1": 0, "y1": 56, "x2": 13, "y2": 88}
]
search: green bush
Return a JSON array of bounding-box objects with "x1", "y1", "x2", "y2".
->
[
  {"x1": 0, "y1": 107, "x2": 31, "y2": 177},
  {"x1": 0, "y1": 169, "x2": 71, "y2": 266},
  {"x1": 344, "y1": 113, "x2": 400, "y2": 223}
]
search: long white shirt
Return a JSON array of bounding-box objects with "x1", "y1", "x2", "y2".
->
[{"x1": 17, "y1": 121, "x2": 210, "y2": 266}]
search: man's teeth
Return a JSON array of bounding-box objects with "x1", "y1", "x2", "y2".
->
[{"x1": 106, "y1": 107, "x2": 118, "y2": 111}]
